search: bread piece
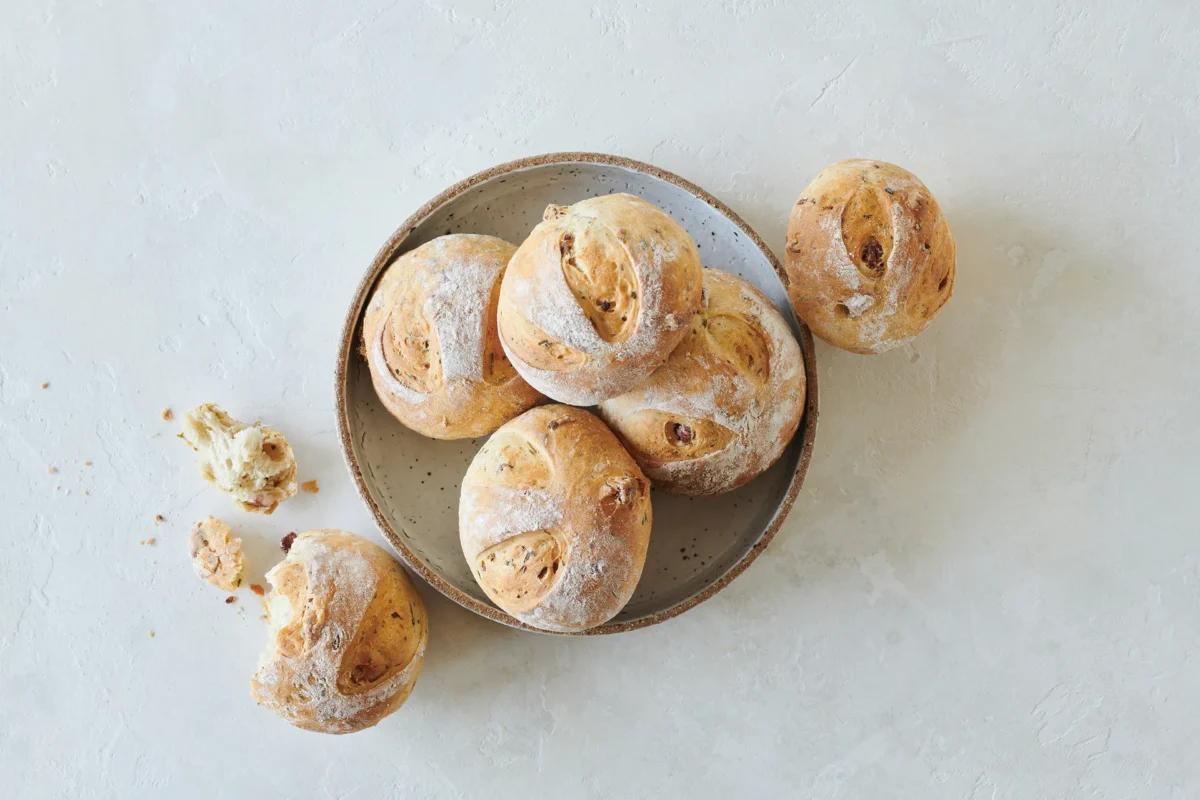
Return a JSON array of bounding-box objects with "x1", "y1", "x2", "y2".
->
[
  {"x1": 784, "y1": 160, "x2": 955, "y2": 353},
  {"x1": 459, "y1": 405, "x2": 652, "y2": 632},
  {"x1": 498, "y1": 194, "x2": 703, "y2": 405},
  {"x1": 598, "y1": 269, "x2": 805, "y2": 495},
  {"x1": 363, "y1": 234, "x2": 544, "y2": 439},
  {"x1": 188, "y1": 516, "x2": 244, "y2": 591},
  {"x1": 180, "y1": 403, "x2": 297, "y2": 514},
  {"x1": 250, "y1": 530, "x2": 427, "y2": 734}
]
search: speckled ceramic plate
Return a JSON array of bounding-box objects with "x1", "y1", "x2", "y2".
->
[{"x1": 336, "y1": 152, "x2": 818, "y2": 635}]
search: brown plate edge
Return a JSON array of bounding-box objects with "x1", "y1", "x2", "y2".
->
[{"x1": 334, "y1": 150, "x2": 820, "y2": 636}]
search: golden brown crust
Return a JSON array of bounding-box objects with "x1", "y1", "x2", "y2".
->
[
  {"x1": 784, "y1": 160, "x2": 955, "y2": 354},
  {"x1": 250, "y1": 530, "x2": 427, "y2": 734},
  {"x1": 497, "y1": 194, "x2": 703, "y2": 405},
  {"x1": 598, "y1": 269, "x2": 806, "y2": 495},
  {"x1": 458, "y1": 405, "x2": 652, "y2": 632},
  {"x1": 363, "y1": 234, "x2": 544, "y2": 439}
]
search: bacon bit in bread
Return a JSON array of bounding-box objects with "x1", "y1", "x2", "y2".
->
[
  {"x1": 300, "y1": 479, "x2": 320, "y2": 494},
  {"x1": 250, "y1": 583, "x2": 265, "y2": 596},
  {"x1": 281, "y1": 532, "x2": 297, "y2": 553},
  {"x1": 225, "y1": 595, "x2": 237, "y2": 604},
  {"x1": 161, "y1": 407, "x2": 174, "y2": 421}
]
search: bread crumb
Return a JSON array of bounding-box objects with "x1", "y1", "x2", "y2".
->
[
  {"x1": 225, "y1": 595, "x2": 237, "y2": 604},
  {"x1": 161, "y1": 407, "x2": 173, "y2": 421},
  {"x1": 189, "y1": 516, "x2": 245, "y2": 592},
  {"x1": 300, "y1": 479, "x2": 320, "y2": 494},
  {"x1": 140, "y1": 537, "x2": 156, "y2": 546},
  {"x1": 41, "y1": 382, "x2": 49, "y2": 389},
  {"x1": 154, "y1": 514, "x2": 165, "y2": 524},
  {"x1": 48, "y1": 466, "x2": 59, "y2": 475},
  {"x1": 83, "y1": 460, "x2": 93, "y2": 467},
  {"x1": 180, "y1": 403, "x2": 298, "y2": 514},
  {"x1": 250, "y1": 583, "x2": 265, "y2": 596}
]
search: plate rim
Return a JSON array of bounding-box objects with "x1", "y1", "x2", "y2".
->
[{"x1": 334, "y1": 151, "x2": 820, "y2": 635}]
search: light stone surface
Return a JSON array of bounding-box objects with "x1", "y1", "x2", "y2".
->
[{"x1": 2, "y1": 1, "x2": 1198, "y2": 798}]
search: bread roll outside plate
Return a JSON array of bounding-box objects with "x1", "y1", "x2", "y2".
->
[
  {"x1": 497, "y1": 193, "x2": 703, "y2": 405},
  {"x1": 363, "y1": 234, "x2": 543, "y2": 439},
  {"x1": 459, "y1": 404, "x2": 652, "y2": 632},
  {"x1": 598, "y1": 268, "x2": 806, "y2": 495},
  {"x1": 784, "y1": 159, "x2": 955, "y2": 354},
  {"x1": 250, "y1": 530, "x2": 427, "y2": 734}
]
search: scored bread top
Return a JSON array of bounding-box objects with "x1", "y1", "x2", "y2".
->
[
  {"x1": 459, "y1": 405, "x2": 652, "y2": 632},
  {"x1": 250, "y1": 530, "x2": 427, "y2": 734},
  {"x1": 363, "y1": 234, "x2": 543, "y2": 438},
  {"x1": 598, "y1": 269, "x2": 806, "y2": 495},
  {"x1": 498, "y1": 194, "x2": 703, "y2": 405},
  {"x1": 784, "y1": 159, "x2": 955, "y2": 354}
]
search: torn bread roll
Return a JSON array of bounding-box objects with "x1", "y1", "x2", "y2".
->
[
  {"x1": 598, "y1": 268, "x2": 806, "y2": 495},
  {"x1": 363, "y1": 234, "x2": 543, "y2": 439},
  {"x1": 459, "y1": 405, "x2": 652, "y2": 632},
  {"x1": 180, "y1": 403, "x2": 297, "y2": 514},
  {"x1": 498, "y1": 194, "x2": 703, "y2": 405},
  {"x1": 784, "y1": 159, "x2": 955, "y2": 353},
  {"x1": 250, "y1": 530, "x2": 427, "y2": 734},
  {"x1": 188, "y1": 516, "x2": 244, "y2": 591}
]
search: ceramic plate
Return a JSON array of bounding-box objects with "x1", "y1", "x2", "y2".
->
[{"x1": 336, "y1": 152, "x2": 818, "y2": 634}]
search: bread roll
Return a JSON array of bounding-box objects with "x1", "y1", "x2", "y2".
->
[
  {"x1": 188, "y1": 516, "x2": 244, "y2": 591},
  {"x1": 180, "y1": 403, "x2": 297, "y2": 514},
  {"x1": 784, "y1": 160, "x2": 955, "y2": 353},
  {"x1": 598, "y1": 269, "x2": 805, "y2": 495},
  {"x1": 363, "y1": 234, "x2": 544, "y2": 439},
  {"x1": 498, "y1": 194, "x2": 703, "y2": 405},
  {"x1": 250, "y1": 530, "x2": 427, "y2": 734},
  {"x1": 459, "y1": 405, "x2": 652, "y2": 632}
]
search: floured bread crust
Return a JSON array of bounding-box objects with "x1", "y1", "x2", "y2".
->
[
  {"x1": 498, "y1": 194, "x2": 703, "y2": 405},
  {"x1": 459, "y1": 405, "x2": 652, "y2": 632},
  {"x1": 180, "y1": 403, "x2": 297, "y2": 514},
  {"x1": 362, "y1": 234, "x2": 544, "y2": 439},
  {"x1": 599, "y1": 269, "x2": 806, "y2": 495},
  {"x1": 784, "y1": 160, "x2": 955, "y2": 354},
  {"x1": 188, "y1": 516, "x2": 244, "y2": 591},
  {"x1": 250, "y1": 530, "x2": 427, "y2": 734}
]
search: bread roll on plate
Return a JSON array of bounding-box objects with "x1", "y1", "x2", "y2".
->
[
  {"x1": 459, "y1": 405, "x2": 652, "y2": 632},
  {"x1": 784, "y1": 159, "x2": 955, "y2": 353},
  {"x1": 498, "y1": 193, "x2": 703, "y2": 405},
  {"x1": 598, "y1": 268, "x2": 806, "y2": 495},
  {"x1": 250, "y1": 530, "x2": 427, "y2": 734},
  {"x1": 363, "y1": 234, "x2": 543, "y2": 439}
]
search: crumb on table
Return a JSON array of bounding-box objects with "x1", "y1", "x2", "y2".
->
[
  {"x1": 84, "y1": 460, "x2": 93, "y2": 467},
  {"x1": 161, "y1": 407, "x2": 173, "y2": 421},
  {"x1": 139, "y1": 537, "x2": 156, "y2": 546},
  {"x1": 48, "y1": 466, "x2": 58, "y2": 474},
  {"x1": 225, "y1": 595, "x2": 237, "y2": 604},
  {"x1": 148, "y1": 630, "x2": 156, "y2": 638},
  {"x1": 154, "y1": 514, "x2": 165, "y2": 524},
  {"x1": 41, "y1": 382, "x2": 49, "y2": 389},
  {"x1": 300, "y1": 479, "x2": 319, "y2": 494}
]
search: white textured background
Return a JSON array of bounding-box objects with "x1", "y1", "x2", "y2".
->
[{"x1": 3, "y1": 1, "x2": 1198, "y2": 798}]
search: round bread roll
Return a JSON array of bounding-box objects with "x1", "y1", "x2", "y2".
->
[
  {"x1": 598, "y1": 268, "x2": 806, "y2": 495},
  {"x1": 459, "y1": 404, "x2": 652, "y2": 632},
  {"x1": 497, "y1": 193, "x2": 703, "y2": 405},
  {"x1": 784, "y1": 160, "x2": 955, "y2": 354},
  {"x1": 363, "y1": 234, "x2": 543, "y2": 439},
  {"x1": 250, "y1": 530, "x2": 427, "y2": 734}
]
